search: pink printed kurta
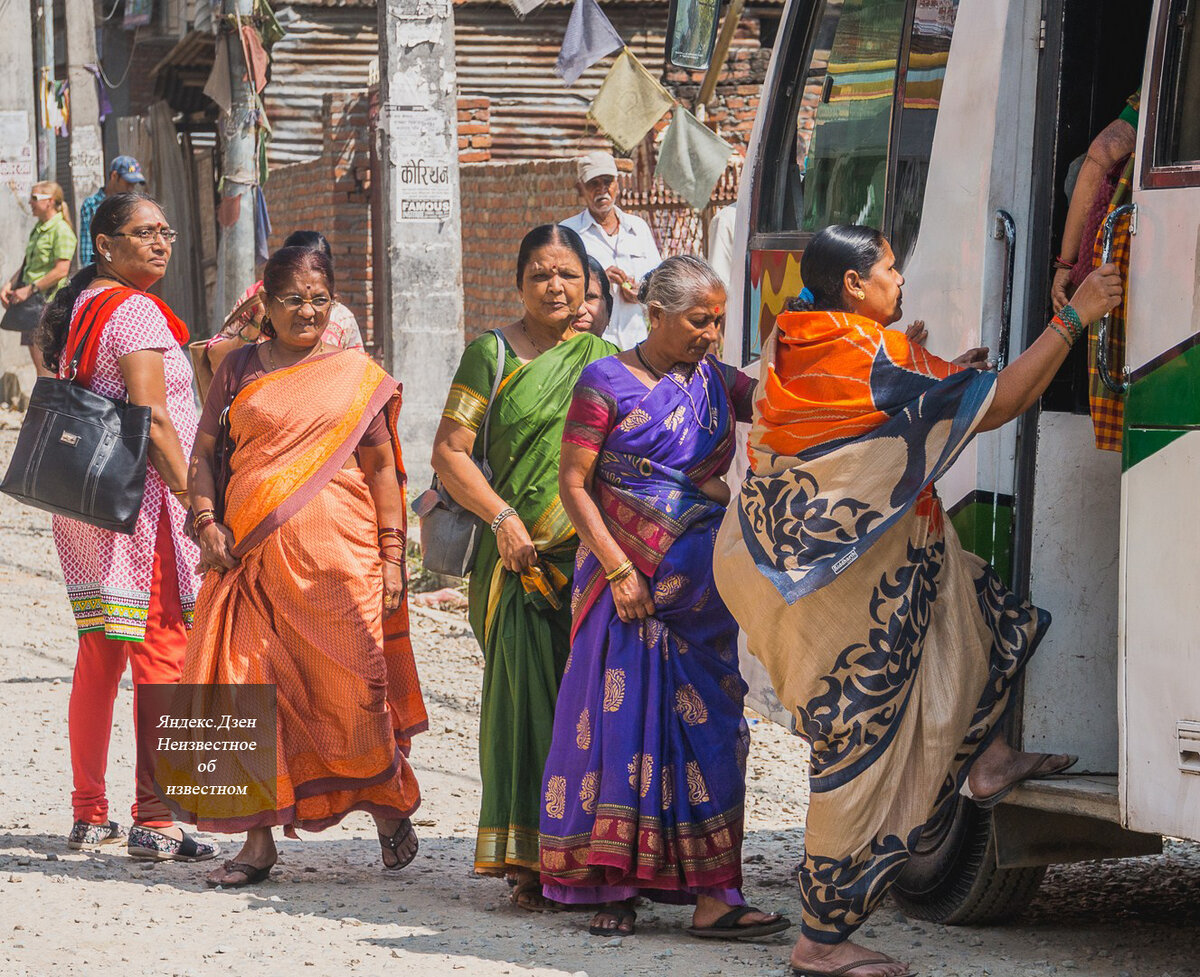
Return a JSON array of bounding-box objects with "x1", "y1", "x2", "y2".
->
[{"x1": 52, "y1": 289, "x2": 203, "y2": 640}]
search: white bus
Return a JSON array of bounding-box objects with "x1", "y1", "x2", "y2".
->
[{"x1": 722, "y1": 0, "x2": 1200, "y2": 923}]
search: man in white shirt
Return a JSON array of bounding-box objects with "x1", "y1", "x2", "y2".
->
[
  {"x1": 560, "y1": 151, "x2": 662, "y2": 349},
  {"x1": 707, "y1": 203, "x2": 737, "y2": 291}
]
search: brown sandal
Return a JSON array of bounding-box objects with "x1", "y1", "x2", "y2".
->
[{"x1": 510, "y1": 876, "x2": 560, "y2": 912}]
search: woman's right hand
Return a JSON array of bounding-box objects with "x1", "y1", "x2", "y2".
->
[
  {"x1": 197, "y1": 521, "x2": 239, "y2": 573},
  {"x1": 0, "y1": 283, "x2": 12, "y2": 308},
  {"x1": 611, "y1": 570, "x2": 655, "y2": 623},
  {"x1": 496, "y1": 513, "x2": 538, "y2": 573},
  {"x1": 1067, "y1": 263, "x2": 1123, "y2": 325},
  {"x1": 1051, "y1": 268, "x2": 1074, "y2": 313}
]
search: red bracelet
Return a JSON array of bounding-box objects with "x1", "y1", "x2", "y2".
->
[{"x1": 1052, "y1": 256, "x2": 1075, "y2": 271}]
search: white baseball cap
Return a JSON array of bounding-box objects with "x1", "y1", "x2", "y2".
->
[{"x1": 577, "y1": 151, "x2": 619, "y2": 184}]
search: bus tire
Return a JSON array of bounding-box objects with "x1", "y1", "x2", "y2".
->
[{"x1": 890, "y1": 795, "x2": 1046, "y2": 925}]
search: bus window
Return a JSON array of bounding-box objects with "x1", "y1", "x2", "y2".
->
[
  {"x1": 788, "y1": 0, "x2": 907, "y2": 233},
  {"x1": 1153, "y1": 0, "x2": 1200, "y2": 169},
  {"x1": 888, "y1": 0, "x2": 960, "y2": 269}
]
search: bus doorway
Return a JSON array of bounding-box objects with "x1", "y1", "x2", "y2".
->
[{"x1": 1011, "y1": 0, "x2": 1154, "y2": 779}]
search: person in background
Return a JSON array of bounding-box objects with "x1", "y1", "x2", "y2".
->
[
  {"x1": 203, "y1": 229, "x2": 363, "y2": 380},
  {"x1": 1, "y1": 181, "x2": 77, "y2": 375},
  {"x1": 431, "y1": 224, "x2": 614, "y2": 910},
  {"x1": 78, "y1": 156, "x2": 146, "y2": 267},
  {"x1": 561, "y1": 151, "x2": 662, "y2": 350},
  {"x1": 575, "y1": 256, "x2": 613, "y2": 337},
  {"x1": 707, "y1": 203, "x2": 737, "y2": 291},
  {"x1": 541, "y1": 256, "x2": 788, "y2": 942},
  {"x1": 37, "y1": 192, "x2": 216, "y2": 863}
]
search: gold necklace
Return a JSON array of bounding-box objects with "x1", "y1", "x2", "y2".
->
[
  {"x1": 520, "y1": 319, "x2": 556, "y2": 356},
  {"x1": 266, "y1": 339, "x2": 324, "y2": 372}
]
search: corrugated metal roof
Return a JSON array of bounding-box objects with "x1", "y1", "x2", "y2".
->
[{"x1": 265, "y1": 6, "x2": 379, "y2": 165}]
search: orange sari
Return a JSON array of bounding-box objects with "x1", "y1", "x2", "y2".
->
[{"x1": 179, "y1": 350, "x2": 426, "y2": 832}]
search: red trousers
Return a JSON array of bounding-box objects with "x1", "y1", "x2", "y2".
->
[{"x1": 69, "y1": 506, "x2": 187, "y2": 827}]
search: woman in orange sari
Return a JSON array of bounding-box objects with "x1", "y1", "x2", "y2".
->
[{"x1": 181, "y1": 246, "x2": 426, "y2": 887}]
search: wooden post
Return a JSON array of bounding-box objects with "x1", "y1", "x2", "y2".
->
[{"x1": 696, "y1": 0, "x2": 746, "y2": 111}]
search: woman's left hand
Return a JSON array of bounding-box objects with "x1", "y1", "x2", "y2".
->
[
  {"x1": 382, "y1": 561, "x2": 405, "y2": 616},
  {"x1": 954, "y1": 346, "x2": 993, "y2": 370},
  {"x1": 905, "y1": 319, "x2": 928, "y2": 346}
]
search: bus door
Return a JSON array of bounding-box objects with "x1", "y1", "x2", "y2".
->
[
  {"x1": 731, "y1": 0, "x2": 1045, "y2": 721},
  {"x1": 1117, "y1": 0, "x2": 1200, "y2": 842}
]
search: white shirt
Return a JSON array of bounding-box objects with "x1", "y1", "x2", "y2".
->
[
  {"x1": 561, "y1": 206, "x2": 662, "y2": 350},
  {"x1": 707, "y1": 204, "x2": 737, "y2": 290}
]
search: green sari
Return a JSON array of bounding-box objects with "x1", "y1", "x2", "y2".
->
[{"x1": 443, "y1": 330, "x2": 615, "y2": 874}]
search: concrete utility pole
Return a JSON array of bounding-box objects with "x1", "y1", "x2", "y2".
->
[
  {"x1": 34, "y1": 0, "x2": 56, "y2": 181},
  {"x1": 0, "y1": 0, "x2": 37, "y2": 386},
  {"x1": 214, "y1": 0, "x2": 258, "y2": 333},
  {"x1": 377, "y1": 0, "x2": 465, "y2": 493},
  {"x1": 65, "y1": 0, "x2": 105, "y2": 215}
]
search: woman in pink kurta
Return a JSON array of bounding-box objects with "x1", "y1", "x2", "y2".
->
[{"x1": 38, "y1": 192, "x2": 217, "y2": 863}]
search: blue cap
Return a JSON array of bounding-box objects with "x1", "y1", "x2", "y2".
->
[{"x1": 110, "y1": 155, "x2": 146, "y2": 184}]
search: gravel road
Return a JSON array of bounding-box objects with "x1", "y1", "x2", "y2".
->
[{"x1": 0, "y1": 424, "x2": 1196, "y2": 977}]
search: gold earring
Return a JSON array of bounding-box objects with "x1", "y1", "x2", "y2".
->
[{"x1": 856, "y1": 290, "x2": 865, "y2": 300}]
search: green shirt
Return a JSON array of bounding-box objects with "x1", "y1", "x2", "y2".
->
[{"x1": 23, "y1": 211, "x2": 77, "y2": 298}]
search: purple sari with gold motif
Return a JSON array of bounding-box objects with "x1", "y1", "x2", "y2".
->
[{"x1": 539, "y1": 355, "x2": 756, "y2": 904}]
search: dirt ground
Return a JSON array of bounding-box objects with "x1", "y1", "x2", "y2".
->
[{"x1": 0, "y1": 423, "x2": 1197, "y2": 977}]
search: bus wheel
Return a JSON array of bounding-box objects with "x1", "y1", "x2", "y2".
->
[{"x1": 890, "y1": 794, "x2": 1046, "y2": 925}]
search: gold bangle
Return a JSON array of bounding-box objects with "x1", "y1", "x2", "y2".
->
[{"x1": 605, "y1": 559, "x2": 634, "y2": 582}]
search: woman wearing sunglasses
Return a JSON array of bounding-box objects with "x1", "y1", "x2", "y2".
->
[
  {"x1": 179, "y1": 245, "x2": 426, "y2": 887},
  {"x1": 37, "y1": 192, "x2": 218, "y2": 862},
  {"x1": 1, "y1": 181, "x2": 77, "y2": 375}
]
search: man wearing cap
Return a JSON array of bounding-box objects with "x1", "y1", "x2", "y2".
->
[
  {"x1": 560, "y1": 151, "x2": 662, "y2": 349},
  {"x1": 78, "y1": 156, "x2": 146, "y2": 266}
]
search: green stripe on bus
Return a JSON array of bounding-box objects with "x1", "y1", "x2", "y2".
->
[
  {"x1": 1123, "y1": 342, "x2": 1200, "y2": 471},
  {"x1": 950, "y1": 502, "x2": 1013, "y2": 584}
]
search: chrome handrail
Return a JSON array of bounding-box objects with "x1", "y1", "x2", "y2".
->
[
  {"x1": 1096, "y1": 203, "x2": 1136, "y2": 395},
  {"x1": 993, "y1": 210, "x2": 1016, "y2": 370}
]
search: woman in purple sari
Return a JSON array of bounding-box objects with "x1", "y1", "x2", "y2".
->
[{"x1": 539, "y1": 256, "x2": 791, "y2": 941}]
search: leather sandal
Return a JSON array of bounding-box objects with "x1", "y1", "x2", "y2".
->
[
  {"x1": 378, "y1": 818, "x2": 418, "y2": 870},
  {"x1": 791, "y1": 957, "x2": 915, "y2": 977},
  {"x1": 205, "y1": 859, "x2": 274, "y2": 888},
  {"x1": 686, "y1": 905, "x2": 792, "y2": 941}
]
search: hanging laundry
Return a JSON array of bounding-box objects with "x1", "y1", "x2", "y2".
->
[
  {"x1": 84, "y1": 65, "x2": 113, "y2": 124},
  {"x1": 507, "y1": 0, "x2": 546, "y2": 18},
  {"x1": 240, "y1": 25, "x2": 270, "y2": 94},
  {"x1": 556, "y1": 0, "x2": 624, "y2": 86},
  {"x1": 203, "y1": 42, "x2": 233, "y2": 115},
  {"x1": 254, "y1": 186, "x2": 272, "y2": 263},
  {"x1": 654, "y1": 107, "x2": 734, "y2": 211},
  {"x1": 587, "y1": 49, "x2": 674, "y2": 154}
]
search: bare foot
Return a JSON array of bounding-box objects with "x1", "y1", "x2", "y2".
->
[
  {"x1": 790, "y1": 933, "x2": 909, "y2": 977},
  {"x1": 204, "y1": 827, "x2": 276, "y2": 886},
  {"x1": 691, "y1": 893, "x2": 782, "y2": 929},
  {"x1": 967, "y1": 739, "x2": 1075, "y2": 801}
]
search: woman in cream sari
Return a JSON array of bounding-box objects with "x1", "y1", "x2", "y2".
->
[
  {"x1": 432, "y1": 224, "x2": 614, "y2": 909},
  {"x1": 714, "y1": 225, "x2": 1122, "y2": 977}
]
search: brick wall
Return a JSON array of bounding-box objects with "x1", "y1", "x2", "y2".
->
[
  {"x1": 266, "y1": 91, "x2": 376, "y2": 348},
  {"x1": 459, "y1": 159, "x2": 580, "y2": 342},
  {"x1": 458, "y1": 97, "x2": 492, "y2": 163}
]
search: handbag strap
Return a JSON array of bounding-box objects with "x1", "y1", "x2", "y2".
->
[
  {"x1": 475, "y1": 329, "x2": 506, "y2": 459},
  {"x1": 65, "y1": 291, "x2": 120, "y2": 380}
]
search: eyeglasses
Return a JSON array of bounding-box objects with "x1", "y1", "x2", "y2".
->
[
  {"x1": 112, "y1": 227, "x2": 179, "y2": 244},
  {"x1": 272, "y1": 294, "x2": 332, "y2": 312}
]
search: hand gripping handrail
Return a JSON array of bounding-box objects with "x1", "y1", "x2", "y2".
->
[{"x1": 1096, "y1": 203, "x2": 1136, "y2": 395}]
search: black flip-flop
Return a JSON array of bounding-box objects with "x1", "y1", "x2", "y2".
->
[
  {"x1": 686, "y1": 905, "x2": 792, "y2": 941},
  {"x1": 205, "y1": 859, "x2": 274, "y2": 888},
  {"x1": 792, "y1": 958, "x2": 915, "y2": 977},
  {"x1": 378, "y1": 818, "x2": 418, "y2": 870},
  {"x1": 962, "y1": 753, "x2": 1078, "y2": 810},
  {"x1": 588, "y1": 902, "x2": 637, "y2": 936}
]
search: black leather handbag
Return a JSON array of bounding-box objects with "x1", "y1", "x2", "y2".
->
[
  {"x1": 0, "y1": 293, "x2": 151, "y2": 533},
  {"x1": 0, "y1": 263, "x2": 47, "y2": 333}
]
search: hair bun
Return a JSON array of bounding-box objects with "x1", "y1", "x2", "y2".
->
[{"x1": 636, "y1": 271, "x2": 652, "y2": 305}]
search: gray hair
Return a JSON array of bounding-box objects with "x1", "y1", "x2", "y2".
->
[{"x1": 637, "y1": 255, "x2": 725, "y2": 314}]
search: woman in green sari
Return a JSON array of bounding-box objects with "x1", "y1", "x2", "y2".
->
[{"x1": 432, "y1": 224, "x2": 615, "y2": 909}]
